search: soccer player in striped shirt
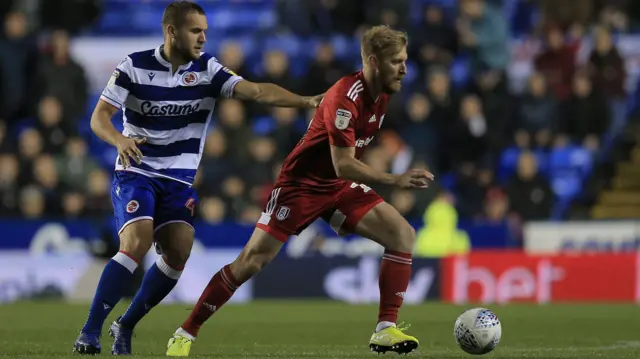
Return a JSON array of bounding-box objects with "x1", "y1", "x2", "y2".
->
[{"x1": 73, "y1": 1, "x2": 322, "y2": 355}]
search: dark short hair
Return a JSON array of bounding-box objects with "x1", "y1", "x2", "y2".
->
[{"x1": 162, "y1": 1, "x2": 206, "y2": 27}]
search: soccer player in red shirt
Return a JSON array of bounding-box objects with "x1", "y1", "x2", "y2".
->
[{"x1": 167, "y1": 25, "x2": 433, "y2": 356}]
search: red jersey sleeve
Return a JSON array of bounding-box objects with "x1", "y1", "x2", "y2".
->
[{"x1": 322, "y1": 93, "x2": 359, "y2": 148}]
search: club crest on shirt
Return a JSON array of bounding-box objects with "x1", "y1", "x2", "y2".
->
[
  {"x1": 276, "y1": 206, "x2": 290, "y2": 221},
  {"x1": 126, "y1": 200, "x2": 139, "y2": 213},
  {"x1": 335, "y1": 109, "x2": 352, "y2": 130},
  {"x1": 181, "y1": 72, "x2": 198, "y2": 86}
]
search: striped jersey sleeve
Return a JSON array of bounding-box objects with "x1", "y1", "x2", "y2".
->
[
  {"x1": 207, "y1": 58, "x2": 243, "y2": 98},
  {"x1": 101, "y1": 56, "x2": 134, "y2": 108}
]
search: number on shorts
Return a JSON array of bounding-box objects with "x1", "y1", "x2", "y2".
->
[
  {"x1": 350, "y1": 182, "x2": 372, "y2": 193},
  {"x1": 185, "y1": 198, "x2": 195, "y2": 216}
]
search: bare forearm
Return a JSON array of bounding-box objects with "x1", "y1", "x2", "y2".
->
[
  {"x1": 335, "y1": 157, "x2": 396, "y2": 185},
  {"x1": 90, "y1": 111, "x2": 125, "y2": 147},
  {"x1": 254, "y1": 83, "x2": 310, "y2": 108}
]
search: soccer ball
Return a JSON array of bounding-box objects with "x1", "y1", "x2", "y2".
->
[{"x1": 453, "y1": 308, "x2": 502, "y2": 355}]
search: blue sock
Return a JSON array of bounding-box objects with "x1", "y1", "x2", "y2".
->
[
  {"x1": 120, "y1": 256, "x2": 183, "y2": 329},
  {"x1": 82, "y1": 251, "x2": 139, "y2": 334}
]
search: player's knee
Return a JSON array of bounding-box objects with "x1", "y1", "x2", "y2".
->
[
  {"x1": 119, "y1": 221, "x2": 154, "y2": 261},
  {"x1": 235, "y1": 246, "x2": 276, "y2": 279},
  {"x1": 162, "y1": 247, "x2": 191, "y2": 268},
  {"x1": 389, "y1": 223, "x2": 416, "y2": 253}
]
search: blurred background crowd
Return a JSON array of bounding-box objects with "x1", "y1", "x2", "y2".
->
[{"x1": 1, "y1": 0, "x2": 640, "y2": 236}]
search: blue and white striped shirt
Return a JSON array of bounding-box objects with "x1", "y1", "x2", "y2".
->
[{"x1": 100, "y1": 45, "x2": 243, "y2": 185}]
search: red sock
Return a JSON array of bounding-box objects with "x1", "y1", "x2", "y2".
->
[
  {"x1": 378, "y1": 250, "x2": 412, "y2": 324},
  {"x1": 181, "y1": 264, "x2": 243, "y2": 337}
]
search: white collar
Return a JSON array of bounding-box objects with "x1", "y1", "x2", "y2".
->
[{"x1": 154, "y1": 45, "x2": 193, "y2": 72}]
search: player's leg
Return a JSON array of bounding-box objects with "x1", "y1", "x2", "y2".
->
[
  {"x1": 74, "y1": 172, "x2": 155, "y2": 355},
  {"x1": 118, "y1": 223, "x2": 194, "y2": 329},
  {"x1": 166, "y1": 227, "x2": 283, "y2": 356},
  {"x1": 110, "y1": 184, "x2": 197, "y2": 355},
  {"x1": 332, "y1": 182, "x2": 418, "y2": 354},
  {"x1": 167, "y1": 186, "x2": 318, "y2": 356}
]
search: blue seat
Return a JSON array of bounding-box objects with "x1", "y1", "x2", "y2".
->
[
  {"x1": 550, "y1": 171, "x2": 582, "y2": 200},
  {"x1": 449, "y1": 57, "x2": 470, "y2": 88},
  {"x1": 548, "y1": 146, "x2": 593, "y2": 200},
  {"x1": 549, "y1": 146, "x2": 592, "y2": 176},
  {"x1": 252, "y1": 116, "x2": 276, "y2": 136},
  {"x1": 498, "y1": 147, "x2": 521, "y2": 182}
]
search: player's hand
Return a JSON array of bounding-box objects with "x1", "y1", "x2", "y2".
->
[
  {"x1": 394, "y1": 169, "x2": 435, "y2": 189},
  {"x1": 306, "y1": 93, "x2": 324, "y2": 108},
  {"x1": 116, "y1": 136, "x2": 146, "y2": 168}
]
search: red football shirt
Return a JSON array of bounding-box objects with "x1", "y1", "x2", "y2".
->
[{"x1": 277, "y1": 71, "x2": 389, "y2": 191}]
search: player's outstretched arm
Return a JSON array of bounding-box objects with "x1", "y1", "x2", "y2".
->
[
  {"x1": 91, "y1": 100, "x2": 146, "y2": 168},
  {"x1": 330, "y1": 146, "x2": 433, "y2": 189},
  {"x1": 232, "y1": 80, "x2": 323, "y2": 108}
]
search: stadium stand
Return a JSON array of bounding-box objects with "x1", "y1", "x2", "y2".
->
[{"x1": 1, "y1": 0, "x2": 639, "y2": 237}]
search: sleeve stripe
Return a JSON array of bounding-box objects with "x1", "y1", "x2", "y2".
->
[
  {"x1": 209, "y1": 68, "x2": 233, "y2": 98},
  {"x1": 114, "y1": 69, "x2": 133, "y2": 91},
  {"x1": 100, "y1": 94, "x2": 122, "y2": 108}
]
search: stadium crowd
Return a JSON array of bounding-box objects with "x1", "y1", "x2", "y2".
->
[{"x1": 0, "y1": 0, "x2": 635, "y2": 227}]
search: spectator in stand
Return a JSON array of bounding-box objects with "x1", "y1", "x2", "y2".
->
[
  {"x1": 31, "y1": 154, "x2": 63, "y2": 214},
  {"x1": 217, "y1": 99, "x2": 252, "y2": 163},
  {"x1": 506, "y1": 151, "x2": 554, "y2": 220},
  {"x1": 534, "y1": 26, "x2": 576, "y2": 102},
  {"x1": 409, "y1": 4, "x2": 457, "y2": 74},
  {"x1": 17, "y1": 128, "x2": 44, "y2": 179},
  {"x1": 218, "y1": 41, "x2": 249, "y2": 78},
  {"x1": 84, "y1": 169, "x2": 111, "y2": 217},
  {"x1": 303, "y1": 42, "x2": 349, "y2": 97},
  {"x1": 399, "y1": 93, "x2": 436, "y2": 164},
  {"x1": 598, "y1": 5, "x2": 630, "y2": 34},
  {"x1": 36, "y1": 96, "x2": 73, "y2": 153},
  {"x1": 424, "y1": 67, "x2": 459, "y2": 172},
  {"x1": 55, "y1": 137, "x2": 99, "y2": 191},
  {"x1": 19, "y1": 185, "x2": 46, "y2": 218},
  {"x1": 0, "y1": 120, "x2": 11, "y2": 153},
  {"x1": 268, "y1": 107, "x2": 304, "y2": 158},
  {"x1": 312, "y1": 0, "x2": 365, "y2": 36},
  {"x1": 242, "y1": 136, "x2": 277, "y2": 189},
  {"x1": 0, "y1": 11, "x2": 37, "y2": 121},
  {"x1": 449, "y1": 94, "x2": 489, "y2": 166},
  {"x1": 36, "y1": 29, "x2": 88, "y2": 121},
  {"x1": 561, "y1": 71, "x2": 610, "y2": 151},
  {"x1": 251, "y1": 50, "x2": 298, "y2": 117},
  {"x1": 198, "y1": 196, "x2": 226, "y2": 224},
  {"x1": 365, "y1": 0, "x2": 411, "y2": 31},
  {"x1": 455, "y1": 164, "x2": 496, "y2": 219},
  {"x1": 516, "y1": 72, "x2": 558, "y2": 149},
  {"x1": 0, "y1": 154, "x2": 20, "y2": 216},
  {"x1": 219, "y1": 175, "x2": 249, "y2": 220},
  {"x1": 457, "y1": 0, "x2": 509, "y2": 72},
  {"x1": 199, "y1": 129, "x2": 234, "y2": 193},
  {"x1": 62, "y1": 190, "x2": 86, "y2": 219},
  {"x1": 470, "y1": 68, "x2": 511, "y2": 156},
  {"x1": 539, "y1": 0, "x2": 593, "y2": 30},
  {"x1": 587, "y1": 26, "x2": 627, "y2": 138},
  {"x1": 481, "y1": 187, "x2": 510, "y2": 224}
]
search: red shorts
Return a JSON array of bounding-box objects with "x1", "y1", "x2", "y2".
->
[{"x1": 256, "y1": 181, "x2": 384, "y2": 242}]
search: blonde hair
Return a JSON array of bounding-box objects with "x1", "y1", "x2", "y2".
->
[{"x1": 361, "y1": 25, "x2": 408, "y2": 62}]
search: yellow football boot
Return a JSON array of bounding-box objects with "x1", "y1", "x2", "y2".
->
[
  {"x1": 166, "y1": 334, "x2": 193, "y2": 357},
  {"x1": 369, "y1": 323, "x2": 419, "y2": 354}
]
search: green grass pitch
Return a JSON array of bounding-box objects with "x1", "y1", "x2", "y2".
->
[{"x1": 1, "y1": 301, "x2": 640, "y2": 358}]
